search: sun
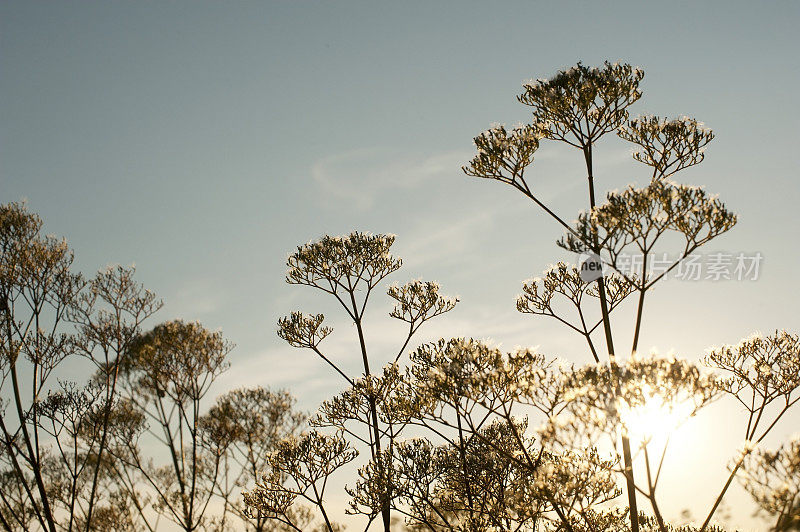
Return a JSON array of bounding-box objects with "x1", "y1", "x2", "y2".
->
[{"x1": 618, "y1": 391, "x2": 698, "y2": 450}]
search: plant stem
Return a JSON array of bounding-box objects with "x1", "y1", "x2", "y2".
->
[
  {"x1": 700, "y1": 458, "x2": 743, "y2": 531},
  {"x1": 584, "y1": 142, "x2": 640, "y2": 532},
  {"x1": 350, "y1": 290, "x2": 391, "y2": 532}
]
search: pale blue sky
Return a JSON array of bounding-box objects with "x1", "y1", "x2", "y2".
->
[{"x1": 2, "y1": 2, "x2": 799, "y2": 529}]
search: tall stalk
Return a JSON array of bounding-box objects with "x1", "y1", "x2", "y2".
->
[{"x1": 583, "y1": 143, "x2": 640, "y2": 531}]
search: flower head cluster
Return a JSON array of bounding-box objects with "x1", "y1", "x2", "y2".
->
[
  {"x1": 1, "y1": 202, "x2": 84, "y2": 372},
  {"x1": 739, "y1": 437, "x2": 800, "y2": 529},
  {"x1": 388, "y1": 280, "x2": 457, "y2": 325},
  {"x1": 559, "y1": 180, "x2": 737, "y2": 280},
  {"x1": 519, "y1": 61, "x2": 644, "y2": 146},
  {"x1": 517, "y1": 262, "x2": 635, "y2": 316},
  {"x1": 517, "y1": 262, "x2": 586, "y2": 314},
  {"x1": 286, "y1": 232, "x2": 401, "y2": 293},
  {"x1": 122, "y1": 320, "x2": 232, "y2": 402},
  {"x1": 37, "y1": 380, "x2": 109, "y2": 443},
  {"x1": 277, "y1": 311, "x2": 332, "y2": 349},
  {"x1": 200, "y1": 387, "x2": 302, "y2": 456},
  {"x1": 353, "y1": 420, "x2": 549, "y2": 530},
  {"x1": 540, "y1": 356, "x2": 719, "y2": 451},
  {"x1": 533, "y1": 448, "x2": 622, "y2": 525},
  {"x1": 619, "y1": 116, "x2": 715, "y2": 179},
  {"x1": 462, "y1": 123, "x2": 548, "y2": 189},
  {"x1": 402, "y1": 338, "x2": 576, "y2": 436},
  {"x1": 315, "y1": 363, "x2": 414, "y2": 429},
  {"x1": 72, "y1": 265, "x2": 162, "y2": 368},
  {"x1": 242, "y1": 431, "x2": 356, "y2": 518},
  {"x1": 705, "y1": 330, "x2": 800, "y2": 409},
  {"x1": 408, "y1": 338, "x2": 552, "y2": 411}
]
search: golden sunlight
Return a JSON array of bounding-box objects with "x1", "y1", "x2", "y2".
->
[{"x1": 619, "y1": 392, "x2": 698, "y2": 451}]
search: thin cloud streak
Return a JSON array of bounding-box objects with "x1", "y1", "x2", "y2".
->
[{"x1": 311, "y1": 148, "x2": 472, "y2": 210}]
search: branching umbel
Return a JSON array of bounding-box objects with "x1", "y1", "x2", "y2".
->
[
  {"x1": 518, "y1": 61, "x2": 644, "y2": 149},
  {"x1": 619, "y1": 116, "x2": 714, "y2": 180},
  {"x1": 458, "y1": 61, "x2": 796, "y2": 532},
  {"x1": 395, "y1": 337, "x2": 627, "y2": 531},
  {"x1": 700, "y1": 331, "x2": 800, "y2": 530},
  {"x1": 243, "y1": 431, "x2": 356, "y2": 532},
  {"x1": 259, "y1": 232, "x2": 457, "y2": 532},
  {"x1": 557, "y1": 180, "x2": 737, "y2": 277},
  {"x1": 203, "y1": 387, "x2": 305, "y2": 532},
  {"x1": 517, "y1": 262, "x2": 636, "y2": 362},
  {"x1": 0, "y1": 202, "x2": 162, "y2": 532},
  {"x1": 462, "y1": 124, "x2": 548, "y2": 196},
  {"x1": 110, "y1": 320, "x2": 233, "y2": 532},
  {"x1": 5, "y1": 60, "x2": 794, "y2": 532},
  {"x1": 739, "y1": 437, "x2": 800, "y2": 531},
  {"x1": 285, "y1": 233, "x2": 402, "y2": 304}
]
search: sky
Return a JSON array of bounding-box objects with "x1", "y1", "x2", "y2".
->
[{"x1": 2, "y1": 2, "x2": 799, "y2": 530}]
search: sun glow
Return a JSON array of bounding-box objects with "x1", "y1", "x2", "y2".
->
[{"x1": 619, "y1": 392, "x2": 698, "y2": 450}]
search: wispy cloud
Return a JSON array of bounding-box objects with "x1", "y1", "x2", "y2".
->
[
  {"x1": 311, "y1": 148, "x2": 472, "y2": 210},
  {"x1": 164, "y1": 276, "x2": 224, "y2": 319}
]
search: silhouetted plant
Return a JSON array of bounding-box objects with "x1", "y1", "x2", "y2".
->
[
  {"x1": 243, "y1": 431, "x2": 354, "y2": 532},
  {"x1": 740, "y1": 436, "x2": 800, "y2": 531},
  {"x1": 459, "y1": 60, "x2": 778, "y2": 532},
  {"x1": 0, "y1": 202, "x2": 161, "y2": 532},
  {"x1": 394, "y1": 337, "x2": 625, "y2": 530},
  {"x1": 250, "y1": 232, "x2": 457, "y2": 531},
  {"x1": 109, "y1": 320, "x2": 233, "y2": 532},
  {"x1": 701, "y1": 331, "x2": 800, "y2": 529},
  {"x1": 5, "y1": 61, "x2": 800, "y2": 532},
  {"x1": 0, "y1": 203, "x2": 311, "y2": 532},
  {"x1": 203, "y1": 387, "x2": 305, "y2": 531}
]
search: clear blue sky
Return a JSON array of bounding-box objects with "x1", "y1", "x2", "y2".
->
[{"x1": 2, "y1": 2, "x2": 799, "y2": 529}]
